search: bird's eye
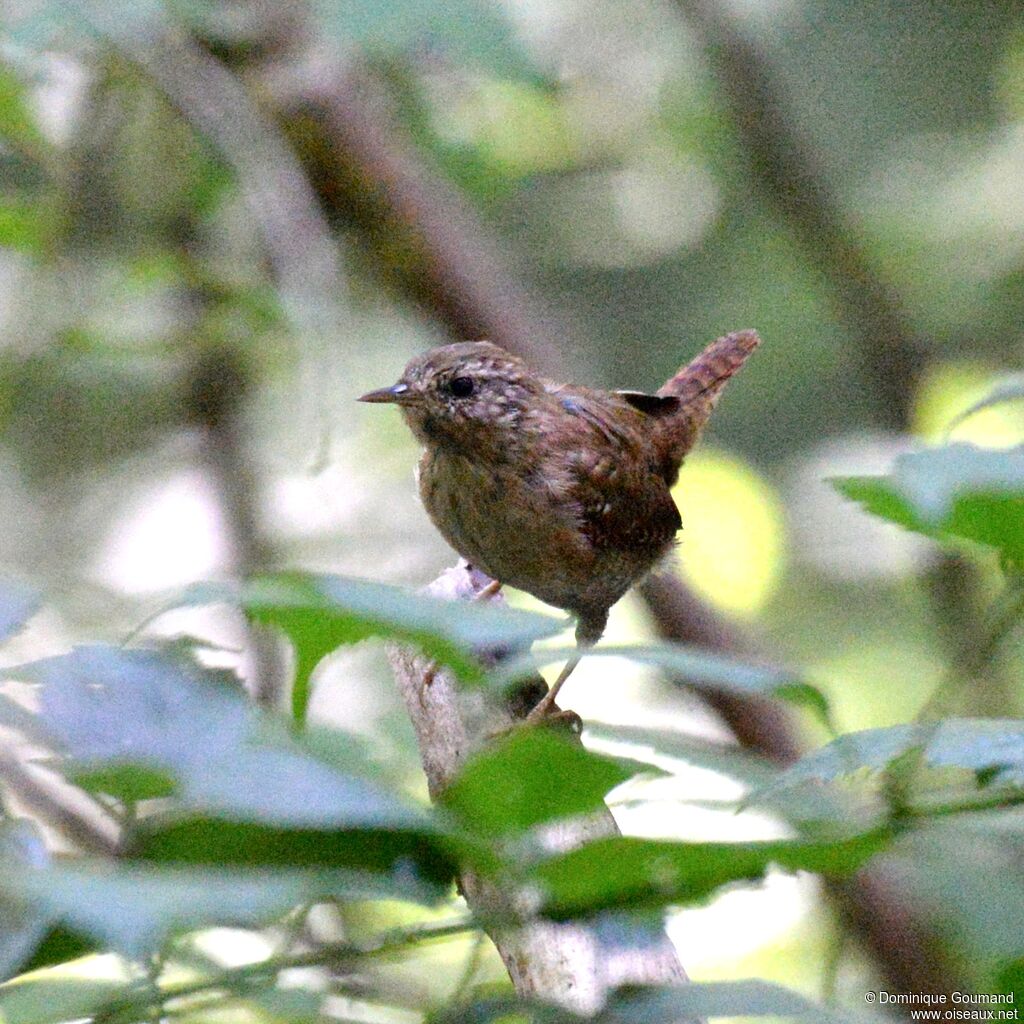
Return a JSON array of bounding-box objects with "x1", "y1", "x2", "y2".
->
[{"x1": 447, "y1": 376, "x2": 475, "y2": 398}]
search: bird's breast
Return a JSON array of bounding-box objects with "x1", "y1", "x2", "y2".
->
[{"x1": 418, "y1": 447, "x2": 594, "y2": 612}]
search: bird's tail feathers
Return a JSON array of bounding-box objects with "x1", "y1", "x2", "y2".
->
[{"x1": 656, "y1": 328, "x2": 761, "y2": 465}]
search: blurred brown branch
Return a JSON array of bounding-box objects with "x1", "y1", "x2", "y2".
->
[
  {"x1": 267, "y1": 57, "x2": 560, "y2": 372},
  {"x1": 672, "y1": 0, "x2": 927, "y2": 432}
]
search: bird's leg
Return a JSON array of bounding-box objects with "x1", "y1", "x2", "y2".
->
[
  {"x1": 523, "y1": 610, "x2": 605, "y2": 724},
  {"x1": 523, "y1": 650, "x2": 584, "y2": 723}
]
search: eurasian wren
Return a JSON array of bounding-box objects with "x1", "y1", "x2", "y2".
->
[{"x1": 360, "y1": 329, "x2": 760, "y2": 719}]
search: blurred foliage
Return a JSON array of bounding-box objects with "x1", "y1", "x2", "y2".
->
[{"x1": 2, "y1": 0, "x2": 1024, "y2": 1021}]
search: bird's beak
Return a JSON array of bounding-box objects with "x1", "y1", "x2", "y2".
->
[{"x1": 357, "y1": 382, "x2": 412, "y2": 405}]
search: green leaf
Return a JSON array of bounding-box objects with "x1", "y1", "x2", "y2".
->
[
  {"x1": 430, "y1": 982, "x2": 879, "y2": 1023},
  {"x1": 0, "y1": 821, "x2": 53, "y2": 983},
  {"x1": 235, "y1": 572, "x2": 564, "y2": 725},
  {"x1": 65, "y1": 761, "x2": 178, "y2": 803},
  {"x1": 584, "y1": 724, "x2": 781, "y2": 788},
  {"x1": 131, "y1": 816, "x2": 457, "y2": 892},
  {"x1": 0, "y1": 968, "x2": 132, "y2": 1024},
  {"x1": 13, "y1": 644, "x2": 431, "y2": 830},
  {"x1": 10, "y1": 644, "x2": 458, "y2": 886},
  {"x1": 440, "y1": 730, "x2": 637, "y2": 839},
  {"x1": 833, "y1": 443, "x2": 1024, "y2": 562},
  {"x1": 752, "y1": 719, "x2": 1024, "y2": 807},
  {"x1": 0, "y1": 861, "x2": 431, "y2": 959},
  {"x1": 0, "y1": 581, "x2": 39, "y2": 646},
  {"x1": 529, "y1": 829, "x2": 891, "y2": 919},
  {"x1": 493, "y1": 644, "x2": 833, "y2": 730},
  {"x1": 17, "y1": 928, "x2": 95, "y2": 976}
]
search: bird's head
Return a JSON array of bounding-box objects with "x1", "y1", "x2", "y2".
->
[{"x1": 358, "y1": 341, "x2": 546, "y2": 455}]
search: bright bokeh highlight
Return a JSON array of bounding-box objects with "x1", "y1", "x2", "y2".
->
[
  {"x1": 913, "y1": 360, "x2": 1024, "y2": 448},
  {"x1": 670, "y1": 450, "x2": 785, "y2": 617}
]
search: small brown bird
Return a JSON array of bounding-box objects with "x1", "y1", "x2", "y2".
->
[{"x1": 360, "y1": 330, "x2": 760, "y2": 720}]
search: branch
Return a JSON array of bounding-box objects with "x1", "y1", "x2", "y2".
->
[
  {"x1": 387, "y1": 562, "x2": 697, "y2": 1018},
  {"x1": 672, "y1": 0, "x2": 926, "y2": 431},
  {"x1": 184, "y1": 343, "x2": 284, "y2": 709},
  {"x1": 0, "y1": 742, "x2": 121, "y2": 856},
  {"x1": 267, "y1": 58, "x2": 563, "y2": 373}
]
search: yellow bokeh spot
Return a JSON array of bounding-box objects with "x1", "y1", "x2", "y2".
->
[
  {"x1": 671, "y1": 450, "x2": 785, "y2": 617},
  {"x1": 913, "y1": 361, "x2": 1024, "y2": 448}
]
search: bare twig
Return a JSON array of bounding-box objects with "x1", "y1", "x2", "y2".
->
[{"x1": 0, "y1": 743, "x2": 121, "y2": 856}]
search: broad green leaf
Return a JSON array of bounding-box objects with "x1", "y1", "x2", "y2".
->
[
  {"x1": 65, "y1": 761, "x2": 178, "y2": 803},
  {"x1": 0, "y1": 861, "x2": 433, "y2": 959},
  {"x1": 8, "y1": 644, "x2": 456, "y2": 885},
  {"x1": 584, "y1": 724, "x2": 780, "y2": 789},
  {"x1": 131, "y1": 816, "x2": 457, "y2": 891},
  {"x1": 0, "y1": 822, "x2": 52, "y2": 983},
  {"x1": 236, "y1": 572, "x2": 564, "y2": 724},
  {"x1": 17, "y1": 928, "x2": 95, "y2": 976},
  {"x1": 493, "y1": 644, "x2": 832, "y2": 730},
  {"x1": 752, "y1": 719, "x2": 1024, "y2": 807},
  {"x1": 0, "y1": 958, "x2": 133, "y2": 1024},
  {"x1": 430, "y1": 982, "x2": 878, "y2": 1023},
  {"x1": 440, "y1": 730, "x2": 637, "y2": 839},
  {"x1": 833, "y1": 443, "x2": 1024, "y2": 562},
  {"x1": 529, "y1": 829, "x2": 891, "y2": 919},
  {"x1": 0, "y1": 581, "x2": 39, "y2": 645},
  {"x1": 11, "y1": 644, "x2": 431, "y2": 830}
]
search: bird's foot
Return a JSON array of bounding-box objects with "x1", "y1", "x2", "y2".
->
[
  {"x1": 522, "y1": 687, "x2": 563, "y2": 724},
  {"x1": 473, "y1": 579, "x2": 502, "y2": 602},
  {"x1": 487, "y1": 705, "x2": 582, "y2": 739}
]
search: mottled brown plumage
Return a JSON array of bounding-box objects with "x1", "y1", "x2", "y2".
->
[{"x1": 360, "y1": 330, "x2": 760, "y2": 718}]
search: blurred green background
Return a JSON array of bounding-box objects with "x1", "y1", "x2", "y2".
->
[{"x1": 3, "y1": 0, "x2": 1024, "y2": 1016}]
